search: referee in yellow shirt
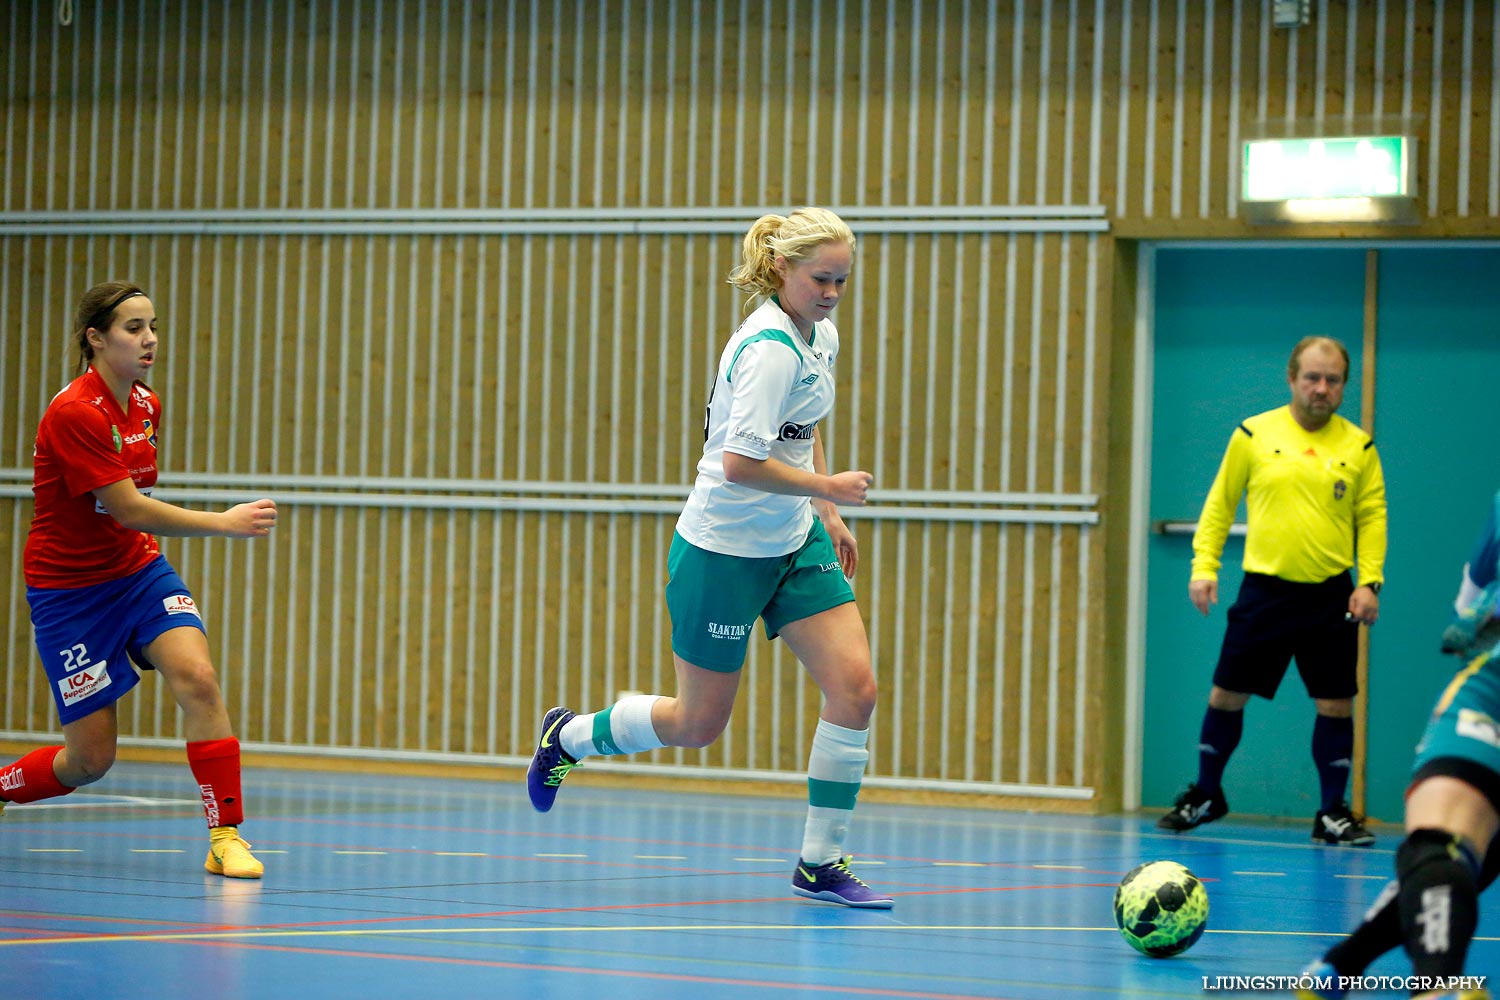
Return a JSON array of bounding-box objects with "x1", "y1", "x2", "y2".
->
[{"x1": 1158, "y1": 336, "x2": 1388, "y2": 845}]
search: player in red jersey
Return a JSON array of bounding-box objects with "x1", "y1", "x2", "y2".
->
[{"x1": 0, "y1": 281, "x2": 277, "y2": 878}]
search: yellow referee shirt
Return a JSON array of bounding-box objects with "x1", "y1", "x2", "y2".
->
[{"x1": 1191, "y1": 405, "x2": 1387, "y2": 586}]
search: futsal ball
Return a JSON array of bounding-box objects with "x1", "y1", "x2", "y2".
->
[{"x1": 1112, "y1": 860, "x2": 1209, "y2": 957}]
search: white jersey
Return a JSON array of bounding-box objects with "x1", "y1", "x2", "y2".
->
[{"x1": 676, "y1": 297, "x2": 840, "y2": 557}]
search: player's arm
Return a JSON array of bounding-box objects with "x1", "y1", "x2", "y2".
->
[
  {"x1": 1188, "y1": 428, "x2": 1251, "y2": 614},
  {"x1": 720, "y1": 339, "x2": 871, "y2": 505},
  {"x1": 810, "y1": 428, "x2": 861, "y2": 578},
  {"x1": 93, "y1": 478, "x2": 277, "y2": 539},
  {"x1": 809, "y1": 428, "x2": 846, "y2": 521},
  {"x1": 1352, "y1": 442, "x2": 1388, "y2": 593},
  {"x1": 1456, "y1": 492, "x2": 1500, "y2": 613},
  {"x1": 722, "y1": 450, "x2": 871, "y2": 506},
  {"x1": 1346, "y1": 443, "x2": 1388, "y2": 623},
  {"x1": 1440, "y1": 491, "x2": 1500, "y2": 657}
]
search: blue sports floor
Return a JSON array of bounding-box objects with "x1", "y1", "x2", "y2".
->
[{"x1": 3, "y1": 761, "x2": 1495, "y2": 999}]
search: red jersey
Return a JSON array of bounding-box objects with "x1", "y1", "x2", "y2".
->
[{"x1": 25, "y1": 368, "x2": 162, "y2": 588}]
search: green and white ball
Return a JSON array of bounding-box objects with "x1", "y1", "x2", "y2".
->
[{"x1": 1113, "y1": 860, "x2": 1209, "y2": 957}]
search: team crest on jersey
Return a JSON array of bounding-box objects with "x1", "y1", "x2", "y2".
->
[
  {"x1": 1332, "y1": 479, "x2": 1346, "y2": 500},
  {"x1": 142, "y1": 418, "x2": 157, "y2": 448}
]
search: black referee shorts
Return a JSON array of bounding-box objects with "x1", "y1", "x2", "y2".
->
[{"x1": 1212, "y1": 571, "x2": 1359, "y2": 700}]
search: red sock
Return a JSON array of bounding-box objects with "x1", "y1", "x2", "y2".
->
[
  {"x1": 0, "y1": 745, "x2": 75, "y2": 803},
  {"x1": 186, "y1": 737, "x2": 245, "y2": 828}
]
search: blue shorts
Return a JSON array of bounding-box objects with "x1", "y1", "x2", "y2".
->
[
  {"x1": 1411, "y1": 650, "x2": 1500, "y2": 813},
  {"x1": 27, "y1": 556, "x2": 207, "y2": 725}
]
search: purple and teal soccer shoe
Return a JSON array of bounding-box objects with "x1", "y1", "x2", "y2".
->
[
  {"x1": 792, "y1": 856, "x2": 893, "y2": 909},
  {"x1": 527, "y1": 706, "x2": 579, "y2": 813}
]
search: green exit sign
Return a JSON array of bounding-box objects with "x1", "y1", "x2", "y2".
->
[{"x1": 1242, "y1": 136, "x2": 1413, "y2": 201}]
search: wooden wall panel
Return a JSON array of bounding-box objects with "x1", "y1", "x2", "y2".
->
[{"x1": 1, "y1": 0, "x2": 1494, "y2": 808}]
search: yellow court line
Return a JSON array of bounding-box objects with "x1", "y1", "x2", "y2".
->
[
  {"x1": 11, "y1": 923, "x2": 1475, "y2": 949},
  {"x1": 934, "y1": 862, "x2": 986, "y2": 867},
  {"x1": 26, "y1": 849, "x2": 82, "y2": 853},
  {"x1": 1335, "y1": 874, "x2": 1386, "y2": 880}
]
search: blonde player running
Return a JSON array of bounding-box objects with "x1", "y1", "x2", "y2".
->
[{"x1": 527, "y1": 208, "x2": 890, "y2": 907}]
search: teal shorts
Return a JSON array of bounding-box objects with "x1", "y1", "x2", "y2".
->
[
  {"x1": 666, "y1": 520, "x2": 856, "y2": 672},
  {"x1": 1411, "y1": 651, "x2": 1500, "y2": 811}
]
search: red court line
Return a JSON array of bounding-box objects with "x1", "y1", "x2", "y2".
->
[
  {"x1": 0, "y1": 907, "x2": 273, "y2": 943},
  {"x1": 8, "y1": 818, "x2": 1138, "y2": 878},
  {"x1": 175, "y1": 937, "x2": 1022, "y2": 1000},
  {"x1": 280, "y1": 815, "x2": 1136, "y2": 875},
  {"x1": 7, "y1": 830, "x2": 774, "y2": 876},
  {"x1": 10, "y1": 831, "x2": 1127, "y2": 891},
  {"x1": 0, "y1": 926, "x2": 94, "y2": 939},
  {"x1": 3, "y1": 877, "x2": 1113, "y2": 943},
  {"x1": 1, "y1": 910, "x2": 241, "y2": 930},
  {"x1": 9, "y1": 824, "x2": 1131, "y2": 881}
]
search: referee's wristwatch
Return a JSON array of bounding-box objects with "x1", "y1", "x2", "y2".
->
[{"x1": 1364, "y1": 581, "x2": 1382, "y2": 596}]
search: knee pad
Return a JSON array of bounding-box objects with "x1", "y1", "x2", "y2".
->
[
  {"x1": 1396, "y1": 828, "x2": 1480, "y2": 976},
  {"x1": 1397, "y1": 827, "x2": 1481, "y2": 883}
]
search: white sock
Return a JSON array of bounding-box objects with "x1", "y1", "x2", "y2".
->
[
  {"x1": 560, "y1": 694, "x2": 665, "y2": 760},
  {"x1": 800, "y1": 719, "x2": 870, "y2": 866}
]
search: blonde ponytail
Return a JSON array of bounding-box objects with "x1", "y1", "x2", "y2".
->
[{"x1": 727, "y1": 207, "x2": 855, "y2": 305}]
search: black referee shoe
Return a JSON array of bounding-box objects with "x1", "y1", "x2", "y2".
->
[
  {"x1": 1311, "y1": 802, "x2": 1375, "y2": 846},
  {"x1": 1156, "y1": 783, "x2": 1229, "y2": 831}
]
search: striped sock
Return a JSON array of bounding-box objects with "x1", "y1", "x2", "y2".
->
[
  {"x1": 561, "y1": 695, "x2": 665, "y2": 760},
  {"x1": 800, "y1": 719, "x2": 870, "y2": 866}
]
